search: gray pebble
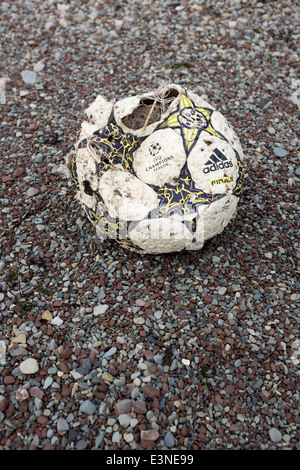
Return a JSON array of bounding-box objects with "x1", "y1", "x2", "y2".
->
[
  {"x1": 57, "y1": 417, "x2": 69, "y2": 433},
  {"x1": 103, "y1": 346, "x2": 117, "y2": 358},
  {"x1": 218, "y1": 286, "x2": 227, "y2": 295},
  {"x1": 112, "y1": 431, "x2": 120, "y2": 443},
  {"x1": 79, "y1": 400, "x2": 96, "y2": 415},
  {"x1": 164, "y1": 431, "x2": 176, "y2": 448},
  {"x1": 76, "y1": 439, "x2": 88, "y2": 450},
  {"x1": 21, "y1": 70, "x2": 37, "y2": 85},
  {"x1": 118, "y1": 413, "x2": 132, "y2": 427},
  {"x1": 269, "y1": 427, "x2": 282, "y2": 443},
  {"x1": 43, "y1": 377, "x2": 53, "y2": 389},
  {"x1": 273, "y1": 147, "x2": 288, "y2": 157}
]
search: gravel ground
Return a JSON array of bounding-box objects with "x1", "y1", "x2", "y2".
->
[{"x1": 0, "y1": 0, "x2": 299, "y2": 452}]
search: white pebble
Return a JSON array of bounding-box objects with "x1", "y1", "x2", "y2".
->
[
  {"x1": 21, "y1": 70, "x2": 37, "y2": 85},
  {"x1": 20, "y1": 358, "x2": 39, "y2": 374},
  {"x1": 33, "y1": 62, "x2": 45, "y2": 73}
]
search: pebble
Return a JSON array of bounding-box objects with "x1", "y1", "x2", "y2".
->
[
  {"x1": 141, "y1": 429, "x2": 159, "y2": 442},
  {"x1": 124, "y1": 432, "x2": 134, "y2": 443},
  {"x1": 273, "y1": 147, "x2": 288, "y2": 157},
  {"x1": 21, "y1": 70, "x2": 37, "y2": 85},
  {"x1": 51, "y1": 316, "x2": 64, "y2": 326},
  {"x1": 142, "y1": 385, "x2": 160, "y2": 399},
  {"x1": 118, "y1": 414, "x2": 132, "y2": 427},
  {"x1": 269, "y1": 428, "x2": 282, "y2": 443},
  {"x1": 57, "y1": 418, "x2": 69, "y2": 434},
  {"x1": 33, "y1": 61, "x2": 45, "y2": 73},
  {"x1": 164, "y1": 431, "x2": 176, "y2": 448},
  {"x1": 79, "y1": 400, "x2": 96, "y2": 415},
  {"x1": 76, "y1": 439, "x2": 88, "y2": 450},
  {"x1": 115, "y1": 399, "x2": 133, "y2": 416},
  {"x1": 43, "y1": 377, "x2": 54, "y2": 389},
  {"x1": 26, "y1": 187, "x2": 39, "y2": 197},
  {"x1": 93, "y1": 304, "x2": 109, "y2": 315},
  {"x1": 42, "y1": 310, "x2": 53, "y2": 321},
  {"x1": 218, "y1": 286, "x2": 227, "y2": 295},
  {"x1": 103, "y1": 347, "x2": 117, "y2": 358},
  {"x1": 19, "y1": 358, "x2": 39, "y2": 374},
  {"x1": 30, "y1": 387, "x2": 43, "y2": 399}
]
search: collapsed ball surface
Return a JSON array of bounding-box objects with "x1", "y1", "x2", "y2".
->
[{"x1": 67, "y1": 84, "x2": 245, "y2": 254}]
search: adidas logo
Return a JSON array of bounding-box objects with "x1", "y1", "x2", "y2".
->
[{"x1": 203, "y1": 148, "x2": 233, "y2": 174}]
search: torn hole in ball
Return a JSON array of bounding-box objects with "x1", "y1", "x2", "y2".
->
[{"x1": 122, "y1": 87, "x2": 180, "y2": 131}]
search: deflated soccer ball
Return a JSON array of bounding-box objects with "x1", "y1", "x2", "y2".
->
[{"x1": 66, "y1": 83, "x2": 245, "y2": 254}]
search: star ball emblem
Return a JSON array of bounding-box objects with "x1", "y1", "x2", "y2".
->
[{"x1": 157, "y1": 93, "x2": 227, "y2": 155}]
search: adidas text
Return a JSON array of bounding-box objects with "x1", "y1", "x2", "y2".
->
[{"x1": 203, "y1": 148, "x2": 233, "y2": 173}]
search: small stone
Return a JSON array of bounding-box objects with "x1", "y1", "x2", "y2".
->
[
  {"x1": 269, "y1": 427, "x2": 282, "y2": 443},
  {"x1": 182, "y1": 358, "x2": 190, "y2": 366},
  {"x1": 244, "y1": 69, "x2": 254, "y2": 78},
  {"x1": 164, "y1": 431, "x2": 176, "y2": 448},
  {"x1": 10, "y1": 333, "x2": 27, "y2": 345},
  {"x1": 57, "y1": 417, "x2": 69, "y2": 434},
  {"x1": 140, "y1": 429, "x2": 159, "y2": 441},
  {"x1": 76, "y1": 439, "x2": 88, "y2": 450},
  {"x1": 33, "y1": 62, "x2": 45, "y2": 73},
  {"x1": 102, "y1": 371, "x2": 113, "y2": 382},
  {"x1": 93, "y1": 304, "x2": 109, "y2": 316},
  {"x1": 118, "y1": 414, "x2": 132, "y2": 427},
  {"x1": 103, "y1": 346, "x2": 117, "y2": 358},
  {"x1": 130, "y1": 418, "x2": 138, "y2": 428},
  {"x1": 4, "y1": 375, "x2": 15, "y2": 385},
  {"x1": 51, "y1": 316, "x2": 64, "y2": 326},
  {"x1": 14, "y1": 167, "x2": 25, "y2": 177},
  {"x1": 273, "y1": 147, "x2": 288, "y2": 157},
  {"x1": 0, "y1": 397, "x2": 9, "y2": 412},
  {"x1": 267, "y1": 127, "x2": 276, "y2": 135},
  {"x1": 68, "y1": 429, "x2": 79, "y2": 441},
  {"x1": 75, "y1": 358, "x2": 91, "y2": 375},
  {"x1": 21, "y1": 70, "x2": 37, "y2": 85},
  {"x1": 124, "y1": 432, "x2": 134, "y2": 443},
  {"x1": 26, "y1": 187, "x2": 39, "y2": 197},
  {"x1": 61, "y1": 346, "x2": 72, "y2": 359},
  {"x1": 42, "y1": 310, "x2": 53, "y2": 321},
  {"x1": 142, "y1": 385, "x2": 160, "y2": 399},
  {"x1": 43, "y1": 377, "x2": 53, "y2": 389},
  {"x1": 133, "y1": 400, "x2": 147, "y2": 414},
  {"x1": 19, "y1": 358, "x2": 39, "y2": 374},
  {"x1": 112, "y1": 431, "x2": 120, "y2": 443},
  {"x1": 30, "y1": 386, "x2": 44, "y2": 399},
  {"x1": 79, "y1": 400, "x2": 96, "y2": 415},
  {"x1": 218, "y1": 286, "x2": 227, "y2": 295},
  {"x1": 133, "y1": 377, "x2": 142, "y2": 387},
  {"x1": 115, "y1": 399, "x2": 132, "y2": 416},
  {"x1": 16, "y1": 388, "x2": 29, "y2": 401},
  {"x1": 225, "y1": 384, "x2": 235, "y2": 395}
]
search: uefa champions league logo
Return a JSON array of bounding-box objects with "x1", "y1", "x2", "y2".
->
[{"x1": 177, "y1": 107, "x2": 208, "y2": 130}]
